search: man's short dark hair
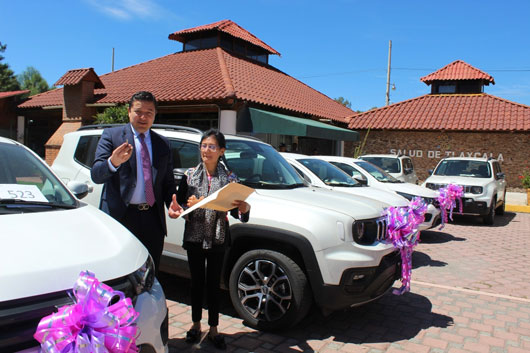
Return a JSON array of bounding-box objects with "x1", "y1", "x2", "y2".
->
[{"x1": 129, "y1": 91, "x2": 158, "y2": 110}]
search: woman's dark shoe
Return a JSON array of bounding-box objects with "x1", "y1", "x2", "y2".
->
[
  {"x1": 185, "y1": 328, "x2": 201, "y2": 343},
  {"x1": 208, "y1": 334, "x2": 226, "y2": 350}
]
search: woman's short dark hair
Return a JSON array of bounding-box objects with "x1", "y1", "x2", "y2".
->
[
  {"x1": 129, "y1": 91, "x2": 158, "y2": 110},
  {"x1": 200, "y1": 129, "x2": 226, "y2": 149}
]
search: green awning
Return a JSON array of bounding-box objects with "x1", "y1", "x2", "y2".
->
[{"x1": 239, "y1": 108, "x2": 359, "y2": 142}]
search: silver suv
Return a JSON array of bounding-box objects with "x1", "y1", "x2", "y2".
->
[
  {"x1": 52, "y1": 125, "x2": 402, "y2": 330},
  {"x1": 423, "y1": 157, "x2": 506, "y2": 225}
]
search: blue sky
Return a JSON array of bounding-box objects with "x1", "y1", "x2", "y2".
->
[{"x1": 2, "y1": 0, "x2": 529, "y2": 111}]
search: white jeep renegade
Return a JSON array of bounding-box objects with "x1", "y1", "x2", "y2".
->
[
  {"x1": 423, "y1": 157, "x2": 507, "y2": 225},
  {"x1": 0, "y1": 137, "x2": 168, "y2": 353},
  {"x1": 52, "y1": 125, "x2": 402, "y2": 330}
]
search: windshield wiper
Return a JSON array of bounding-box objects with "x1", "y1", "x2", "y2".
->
[
  {"x1": 0, "y1": 199, "x2": 77, "y2": 209},
  {"x1": 328, "y1": 182, "x2": 356, "y2": 187}
]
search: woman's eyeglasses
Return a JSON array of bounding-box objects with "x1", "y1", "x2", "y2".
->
[{"x1": 200, "y1": 144, "x2": 218, "y2": 152}]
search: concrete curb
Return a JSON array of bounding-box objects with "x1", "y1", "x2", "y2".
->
[{"x1": 506, "y1": 204, "x2": 530, "y2": 213}]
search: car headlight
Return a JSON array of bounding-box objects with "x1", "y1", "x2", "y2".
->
[
  {"x1": 396, "y1": 191, "x2": 415, "y2": 201},
  {"x1": 425, "y1": 183, "x2": 434, "y2": 190},
  {"x1": 352, "y1": 220, "x2": 380, "y2": 245},
  {"x1": 470, "y1": 186, "x2": 483, "y2": 194},
  {"x1": 129, "y1": 254, "x2": 155, "y2": 295}
]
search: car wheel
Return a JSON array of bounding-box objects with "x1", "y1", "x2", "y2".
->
[
  {"x1": 229, "y1": 249, "x2": 312, "y2": 330},
  {"x1": 496, "y1": 192, "x2": 506, "y2": 215},
  {"x1": 483, "y1": 198, "x2": 496, "y2": 225}
]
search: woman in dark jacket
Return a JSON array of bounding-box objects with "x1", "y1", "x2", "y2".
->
[{"x1": 177, "y1": 129, "x2": 250, "y2": 349}]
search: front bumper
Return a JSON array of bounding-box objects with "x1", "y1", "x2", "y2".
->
[
  {"x1": 454, "y1": 197, "x2": 489, "y2": 216},
  {"x1": 314, "y1": 251, "x2": 401, "y2": 311},
  {"x1": 135, "y1": 279, "x2": 169, "y2": 353},
  {"x1": 419, "y1": 204, "x2": 441, "y2": 230}
]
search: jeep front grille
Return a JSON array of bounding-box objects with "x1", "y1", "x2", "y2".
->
[
  {"x1": 353, "y1": 217, "x2": 388, "y2": 245},
  {"x1": 0, "y1": 276, "x2": 136, "y2": 352}
]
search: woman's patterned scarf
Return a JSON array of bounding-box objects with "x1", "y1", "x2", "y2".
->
[{"x1": 183, "y1": 161, "x2": 236, "y2": 249}]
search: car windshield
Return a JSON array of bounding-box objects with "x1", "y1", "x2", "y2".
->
[
  {"x1": 298, "y1": 158, "x2": 358, "y2": 187},
  {"x1": 224, "y1": 139, "x2": 305, "y2": 189},
  {"x1": 0, "y1": 142, "x2": 77, "y2": 213},
  {"x1": 434, "y1": 160, "x2": 491, "y2": 178},
  {"x1": 360, "y1": 156, "x2": 401, "y2": 173},
  {"x1": 354, "y1": 160, "x2": 401, "y2": 183}
]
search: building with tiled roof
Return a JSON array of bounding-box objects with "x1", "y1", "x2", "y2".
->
[
  {"x1": 346, "y1": 60, "x2": 530, "y2": 188},
  {"x1": 18, "y1": 20, "x2": 356, "y2": 163},
  {"x1": 0, "y1": 90, "x2": 30, "y2": 144}
]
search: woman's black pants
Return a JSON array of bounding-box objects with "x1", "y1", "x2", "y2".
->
[{"x1": 186, "y1": 248, "x2": 224, "y2": 327}]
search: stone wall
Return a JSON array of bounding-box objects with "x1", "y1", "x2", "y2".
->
[{"x1": 345, "y1": 130, "x2": 530, "y2": 188}]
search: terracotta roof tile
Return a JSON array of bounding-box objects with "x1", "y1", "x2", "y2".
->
[
  {"x1": 169, "y1": 19, "x2": 280, "y2": 55},
  {"x1": 55, "y1": 68, "x2": 104, "y2": 88},
  {"x1": 0, "y1": 90, "x2": 29, "y2": 99},
  {"x1": 421, "y1": 60, "x2": 495, "y2": 85},
  {"x1": 347, "y1": 94, "x2": 530, "y2": 132},
  {"x1": 19, "y1": 48, "x2": 352, "y2": 122}
]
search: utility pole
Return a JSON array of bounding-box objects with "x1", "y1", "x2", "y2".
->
[
  {"x1": 112, "y1": 48, "x2": 115, "y2": 72},
  {"x1": 385, "y1": 40, "x2": 392, "y2": 106}
]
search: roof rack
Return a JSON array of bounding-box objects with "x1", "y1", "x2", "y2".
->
[
  {"x1": 225, "y1": 133, "x2": 263, "y2": 142},
  {"x1": 78, "y1": 124, "x2": 203, "y2": 134}
]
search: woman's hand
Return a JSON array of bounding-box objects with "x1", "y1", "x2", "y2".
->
[
  {"x1": 187, "y1": 195, "x2": 205, "y2": 208},
  {"x1": 232, "y1": 200, "x2": 250, "y2": 214}
]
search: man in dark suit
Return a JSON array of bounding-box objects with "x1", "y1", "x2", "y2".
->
[{"x1": 91, "y1": 91, "x2": 182, "y2": 274}]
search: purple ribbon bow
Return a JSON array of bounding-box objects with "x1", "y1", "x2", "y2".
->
[
  {"x1": 384, "y1": 197, "x2": 427, "y2": 295},
  {"x1": 34, "y1": 271, "x2": 139, "y2": 353},
  {"x1": 437, "y1": 184, "x2": 464, "y2": 230}
]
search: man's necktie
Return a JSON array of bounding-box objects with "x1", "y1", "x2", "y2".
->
[{"x1": 139, "y1": 133, "x2": 155, "y2": 206}]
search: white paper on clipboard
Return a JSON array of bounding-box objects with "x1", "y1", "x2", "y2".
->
[{"x1": 180, "y1": 183, "x2": 254, "y2": 217}]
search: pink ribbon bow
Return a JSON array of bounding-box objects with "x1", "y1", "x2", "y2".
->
[
  {"x1": 384, "y1": 197, "x2": 427, "y2": 295},
  {"x1": 34, "y1": 271, "x2": 139, "y2": 353},
  {"x1": 437, "y1": 184, "x2": 464, "y2": 230}
]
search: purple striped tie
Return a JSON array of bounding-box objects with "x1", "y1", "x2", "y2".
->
[{"x1": 139, "y1": 133, "x2": 155, "y2": 206}]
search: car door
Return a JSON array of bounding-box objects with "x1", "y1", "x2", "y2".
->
[
  {"x1": 493, "y1": 162, "x2": 507, "y2": 202},
  {"x1": 163, "y1": 139, "x2": 200, "y2": 264},
  {"x1": 70, "y1": 135, "x2": 104, "y2": 207},
  {"x1": 402, "y1": 157, "x2": 418, "y2": 184}
]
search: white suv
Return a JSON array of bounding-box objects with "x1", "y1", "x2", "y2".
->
[
  {"x1": 317, "y1": 156, "x2": 441, "y2": 231},
  {"x1": 422, "y1": 157, "x2": 507, "y2": 225},
  {"x1": 53, "y1": 125, "x2": 402, "y2": 330},
  {"x1": 360, "y1": 154, "x2": 418, "y2": 184},
  {"x1": 280, "y1": 152, "x2": 410, "y2": 208},
  {"x1": 0, "y1": 137, "x2": 168, "y2": 353}
]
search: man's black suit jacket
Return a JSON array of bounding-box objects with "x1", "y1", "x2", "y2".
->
[{"x1": 91, "y1": 124, "x2": 176, "y2": 234}]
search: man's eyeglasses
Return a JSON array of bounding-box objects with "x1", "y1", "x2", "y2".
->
[{"x1": 200, "y1": 144, "x2": 218, "y2": 152}]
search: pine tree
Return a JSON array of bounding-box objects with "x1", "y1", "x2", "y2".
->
[{"x1": 0, "y1": 42, "x2": 21, "y2": 91}]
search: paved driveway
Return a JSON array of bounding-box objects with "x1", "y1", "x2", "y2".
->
[{"x1": 161, "y1": 212, "x2": 530, "y2": 352}]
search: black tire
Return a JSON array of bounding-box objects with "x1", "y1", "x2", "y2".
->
[
  {"x1": 483, "y1": 198, "x2": 496, "y2": 225},
  {"x1": 496, "y1": 192, "x2": 506, "y2": 215},
  {"x1": 229, "y1": 249, "x2": 312, "y2": 330}
]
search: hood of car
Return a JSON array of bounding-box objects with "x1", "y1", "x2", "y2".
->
[
  {"x1": 331, "y1": 186, "x2": 409, "y2": 207},
  {"x1": 256, "y1": 186, "x2": 388, "y2": 220},
  {"x1": 385, "y1": 182, "x2": 439, "y2": 198},
  {"x1": 425, "y1": 175, "x2": 491, "y2": 187},
  {"x1": 0, "y1": 205, "x2": 148, "y2": 301}
]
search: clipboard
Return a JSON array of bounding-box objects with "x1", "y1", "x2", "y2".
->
[{"x1": 180, "y1": 183, "x2": 255, "y2": 217}]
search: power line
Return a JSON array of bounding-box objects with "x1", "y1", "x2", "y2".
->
[{"x1": 297, "y1": 67, "x2": 530, "y2": 79}]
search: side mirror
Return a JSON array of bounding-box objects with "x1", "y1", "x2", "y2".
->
[
  {"x1": 173, "y1": 168, "x2": 185, "y2": 183},
  {"x1": 496, "y1": 172, "x2": 505, "y2": 179},
  {"x1": 404, "y1": 167, "x2": 413, "y2": 175},
  {"x1": 428, "y1": 169, "x2": 433, "y2": 175},
  {"x1": 355, "y1": 178, "x2": 368, "y2": 185},
  {"x1": 67, "y1": 181, "x2": 90, "y2": 199}
]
